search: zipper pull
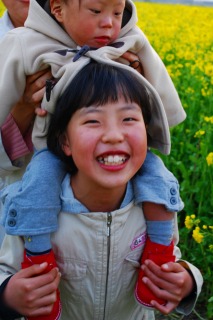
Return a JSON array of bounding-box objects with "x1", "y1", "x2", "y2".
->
[
  {"x1": 46, "y1": 78, "x2": 57, "y2": 102},
  {"x1": 107, "y1": 212, "x2": 112, "y2": 237},
  {"x1": 73, "y1": 45, "x2": 90, "y2": 62}
]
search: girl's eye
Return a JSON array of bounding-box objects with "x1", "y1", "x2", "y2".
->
[
  {"x1": 123, "y1": 117, "x2": 136, "y2": 122},
  {"x1": 84, "y1": 119, "x2": 99, "y2": 124}
]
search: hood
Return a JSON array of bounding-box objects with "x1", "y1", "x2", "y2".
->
[
  {"x1": 120, "y1": 0, "x2": 138, "y2": 37},
  {"x1": 24, "y1": 0, "x2": 75, "y2": 48},
  {"x1": 25, "y1": 0, "x2": 137, "y2": 47}
]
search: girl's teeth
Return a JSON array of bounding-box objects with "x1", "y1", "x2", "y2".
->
[
  {"x1": 99, "y1": 155, "x2": 126, "y2": 165},
  {"x1": 108, "y1": 156, "x2": 114, "y2": 163}
]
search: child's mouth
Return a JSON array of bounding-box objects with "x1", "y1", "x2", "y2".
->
[
  {"x1": 95, "y1": 36, "x2": 111, "y2": 46},
  {"x1": 97, "y1": 154, "x2": 128, "y2": 166}
]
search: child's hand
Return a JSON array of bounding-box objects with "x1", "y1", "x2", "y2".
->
[
  {"x1": 121, "y1": 51, "x2": 144, "y2": 76},
  {"x1": 3, "y1": 262, "x2": 61, "y2": 318},
  {"x1": 11, "y1": 68, "x2": 51, "y2": 135},
  {"x1": 141, "y1": 260, "x2": 194, "y2": 314}
]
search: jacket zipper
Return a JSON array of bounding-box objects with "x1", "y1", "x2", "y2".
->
[
  {"x1": 107, "y1": 212, "x2": 112, "y2": 237},
  {"x1": 103, "y1": 212, "x2": 112, "y2": 319}
]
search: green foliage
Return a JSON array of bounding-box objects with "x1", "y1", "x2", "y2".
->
[{"x1": 136, "y1": 2, "x2": 213, "y2": 318}]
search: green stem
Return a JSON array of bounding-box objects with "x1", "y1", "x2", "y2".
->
[{"x1": 193, "y1": 308, "x2": 206, "y2": 320}]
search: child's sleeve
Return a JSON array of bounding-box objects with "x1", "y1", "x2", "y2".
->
[
  {"x1": 176, "y1": 260, "x2": 203, "y2": 315},
  {"x1": 1, "y1": 113, "x2": 33, "y2": 162},
  {"x1": 133, "y1": 150, "x2": 184, "y2": 212},
  {"x1": 173, "y1": 219, "x2": 203, "y2": 315},
  {"x1": 1, "y1": 149, "x2": 66, "y2": 236}
]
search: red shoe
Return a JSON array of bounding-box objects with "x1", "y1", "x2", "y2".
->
[
  {"x1": 135, "y1": 237, "x2": 175, "y2": 308},
  {"x1": 22, "y1": 249, "x2": 62, "y2": 320}
]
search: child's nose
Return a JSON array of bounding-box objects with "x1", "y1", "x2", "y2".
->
[{"x1": 100, "y1": 16, "x2": 113, "y2": 28}]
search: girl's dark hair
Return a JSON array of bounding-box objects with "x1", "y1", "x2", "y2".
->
[{"x1": 47, "y1": 61, "x2": 151, "y2": 172}]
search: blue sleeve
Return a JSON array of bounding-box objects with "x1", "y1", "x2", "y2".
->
[
  {"x1": 133, "y1": 150, "x2": 184, "y2": 212},
  {"x1": 0, "y1": 149, "x2": 66, "y2": 236}
]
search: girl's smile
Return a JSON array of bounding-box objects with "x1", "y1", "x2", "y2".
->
[
  {"x1": 97, "y1": 152, "x2": 129, "y2": 168},
  {"x1": 62, "y1": 97, "x2": 147, "y2": 210}
]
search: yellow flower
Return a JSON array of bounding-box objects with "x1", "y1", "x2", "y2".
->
[
  {"x1": 0, "y1": 7, "x2": 5, "y2": 17},
  {"x1": 203, "y1": 225, "x2": 207, "y2": 229},
  {"x1": 201, "y1": 88, "x2": 209, "y2": 97},
  {"x1": 185, "y1": 215, "x2": 194, "y2": 229},
  {"x1": 204, "y1": 63, "x2": 213, "y2": 77},
  {"x1": 186, "y1": 87, "x2": 195, "y2": 94},
  {"x1": 192, "y1": 227, "x2": 204, "y2": 244},
  {"x1": 191, "y1": 214, "x2": 196, "y2": 219},
  {"x1": 166, "y1": 54, "x2": 175, "y2": 62},
  {"x1": 194, "y1": 130, "x2": 205, "y2": 138},
  {"x1": 204, "y1": 116, "x2": 213, "y2": 124},
  {"x1": 206, "y1": 152, "x2": 213, "y2": 166},
  {"x1": 184, "y1": 51, "x2": 195, "y2": 61}
]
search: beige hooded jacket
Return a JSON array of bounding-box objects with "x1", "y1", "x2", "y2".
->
[
  {"x1": 0, "y1": 176, "x2": 203, "y2": 320},
  {"x1": 0, "y1": 0, "x2": 186, "y2": 153}
]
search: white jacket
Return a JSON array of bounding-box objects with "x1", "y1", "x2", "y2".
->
[
  {"x1": 0, "y1": 0, "x2": 186, "y2": 152},
  {"x1": 0, "y1": 176, "x2": 203, "y2": 320}
]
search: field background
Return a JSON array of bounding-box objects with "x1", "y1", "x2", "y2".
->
[
  {"x1": 0, "y1": 1, "x2": 212, "y2": 319},
  {"x1": 134, "y1": 2, "x2": 213, "y2": 319}
]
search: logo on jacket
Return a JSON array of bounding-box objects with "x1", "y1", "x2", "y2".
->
[{"x1": 130, "y1": 232, "x2": 147, "y2": 250}]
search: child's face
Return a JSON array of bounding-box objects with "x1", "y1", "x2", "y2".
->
[
  {"x1": 51, "y1": 0, "x2": 125, "y2": 48},
  {"x1": 62, "y1": 97, "x2": 147, "y2": 195}
]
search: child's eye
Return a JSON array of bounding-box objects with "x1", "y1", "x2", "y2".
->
[
  {"x1": 114, "y1": 11, "x2": 122, "y2": 16},
  {"x1": 90, "y1": 9, "x2": 101, "y2": 14}
]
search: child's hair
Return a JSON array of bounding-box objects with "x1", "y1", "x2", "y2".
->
[{"x1": 47, "y1": 61, "x2": 151, "y2": 172}]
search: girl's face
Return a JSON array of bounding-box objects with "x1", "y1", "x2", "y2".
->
[
  {"x1": 50, "y1": 0, "x2": 125, "y2": 48},
  {"x1": 63, "y1": 97, "x2": 147, "y2": 202}
]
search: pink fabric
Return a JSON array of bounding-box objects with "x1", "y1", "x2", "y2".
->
[{"x1": 1, "y1": 114, "x2": 33, "y2": 162}]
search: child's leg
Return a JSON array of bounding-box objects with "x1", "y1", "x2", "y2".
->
[
  {"x1": 22, "y1": 233, "x2": 62, "y2": 320},
  {"x1": 1, "y1": 149, "x2": 65, "y2": 320},
  {"x1": 2, "y1": 148, "x2": 65, "y2": 237},
  {"x1": 133, "y1": 151, "x2": 182, "y2": 308},
  {"x1": 135, "y1": 204, "x2": 176, "y2": 308},
  {"x1": 1, "y1": 182, "x2": 62, "y2": 320},
  {"x1": 22, "y1": 246, "x2": 62, "y2": 320},
  {"x1": 134, "y1": 150, "x2": 183, "y2": 212},
  {"x1": 143, "y1": 203, "x2": 174, "y2": 245}
]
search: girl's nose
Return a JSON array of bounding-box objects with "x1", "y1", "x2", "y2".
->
[{"x1": 102, "y1": 124, "x2": 124, "y2": 144}]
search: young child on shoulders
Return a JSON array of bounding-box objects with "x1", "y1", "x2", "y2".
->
[
  {"x1": 0, "y1": 61, "x2": 202, "y2": 320},
  {"x1": 0, "y1": 0, "x2": 185, "y2": 318}
]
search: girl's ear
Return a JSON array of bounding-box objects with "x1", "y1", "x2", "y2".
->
[
  {"x1": 61, "y1": 133, "x2": 72, "y2": 156},
  {"x1": 50, "y1": 0, "x2": 63, "y2": 23}
]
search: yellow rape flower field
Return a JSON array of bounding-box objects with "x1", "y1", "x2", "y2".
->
[
  {"x1": 135, "y1": 3, "x2": 213, "y2": 318},
  {"x1": 0, "y1": 1, "x2": 213, "y2": 318},
  {"x1": 0, "y1": 2, "x2": 4, "y2": 16}
]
